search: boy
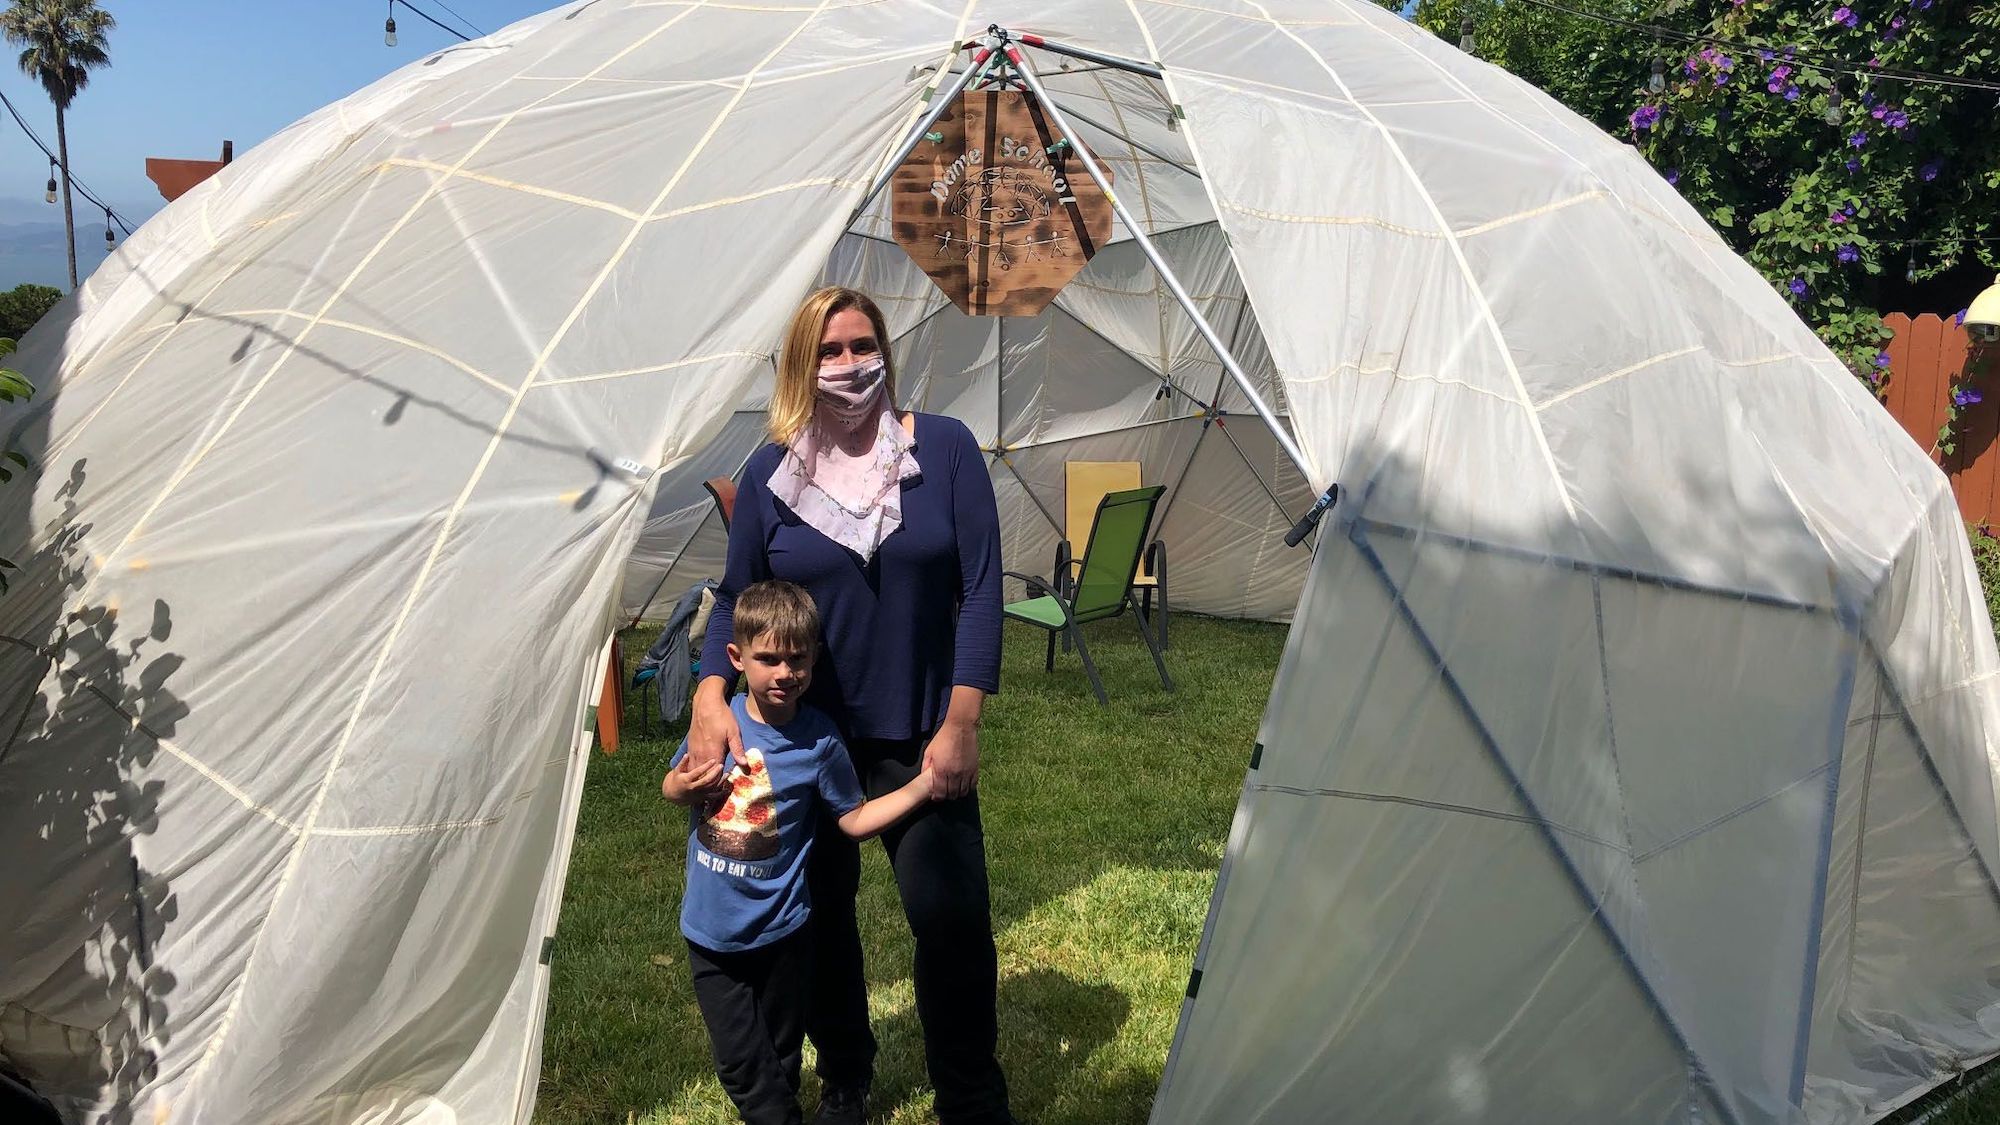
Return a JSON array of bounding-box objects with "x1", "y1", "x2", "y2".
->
[{"x1": 662, "y1": 579, "x2": 933, "y2": 1125}]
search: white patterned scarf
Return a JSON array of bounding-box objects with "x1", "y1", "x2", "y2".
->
[{"x1": 766, "y1": 356, "x2": 920, "y2": 562}]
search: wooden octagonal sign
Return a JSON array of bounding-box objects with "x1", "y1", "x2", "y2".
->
[{"x1": 891, "y1": 89, "x2": 1114, "y2": 317}]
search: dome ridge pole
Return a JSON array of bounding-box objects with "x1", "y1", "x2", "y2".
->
[
  {"x1": 1003, "y1": 32, "x2": 1338, "y2": 546},
  {"x1": 846, "y1": 34, "x2": 1004, "y2": 229}
]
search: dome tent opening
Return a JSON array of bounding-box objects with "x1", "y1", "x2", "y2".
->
[{"x1": 0, "y1": 3, "x2": 1995, "y2": 1125}]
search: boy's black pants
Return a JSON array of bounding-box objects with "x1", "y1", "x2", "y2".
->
[
  {"x1": 687, "y1": 927, "x2": 813, "y2": 1125},
  {"x1": 805, "y1": 735, "x2": 1012, "y2": 1125}
]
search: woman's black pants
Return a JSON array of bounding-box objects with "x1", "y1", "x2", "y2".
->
[{"x1": 805, "y1": 735, "x2": 1012, "y2": 1124}]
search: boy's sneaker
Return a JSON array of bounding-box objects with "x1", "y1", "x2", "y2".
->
[{"x1": 811, "y1": 1082, "x2": 868, "y2": 1125}]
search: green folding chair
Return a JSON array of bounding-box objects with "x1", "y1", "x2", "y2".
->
[{"x1": 1004, "y1": 485, "x2": 1173, "y2": 706}]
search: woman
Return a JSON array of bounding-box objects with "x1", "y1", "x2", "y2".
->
[{"x1": 685, "y1": 287, "x2": 1016, "y2": 1125}]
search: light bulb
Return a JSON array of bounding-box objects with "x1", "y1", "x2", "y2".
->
[
  {"x1": 385, "y1": 16, "x2": 398, "y2": 46},
  {"x1": 1824, "y1": 84, "x2": 1842, "y2": 125},
  {"x1": 1649, "y1": 58, "x2": 1666, "y2": 94},
  {"x1": 44, "y1": 158, "x2": 55, "y2": 203},
  {"x1": 1907, "y1": 259, "x2": 1918, "y2": 284},
  {"x1": 1459, "y1": 17, "x2": 1475, "y2": 54},
  {"x1": 103, "y1": 226, "x2": 114, "y2": 250}
]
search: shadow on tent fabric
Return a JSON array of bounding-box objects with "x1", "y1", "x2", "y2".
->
[{"x1": 0, "y1": 454, "x2": 186, "y2": 1124}]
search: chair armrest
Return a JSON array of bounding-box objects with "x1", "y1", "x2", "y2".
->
[
  {"x1": 1144, "y1": 539, "x2": 1165, "y2": 579},
  {"x1": 1005, "y1": 569, "x2": 1062, "y2": 600}
]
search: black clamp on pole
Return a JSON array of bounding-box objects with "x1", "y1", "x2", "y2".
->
[{"x1": 1284, "y1": 483, "x2": 1340, "y2": 548}]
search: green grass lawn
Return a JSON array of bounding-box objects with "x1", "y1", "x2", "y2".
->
[
  {"x1": 535, "y1": 610, "x2": 2000, "y2": 1125},
  {"x1": 536, "y1": 613, "x2": 1282, "y2": 1124}
]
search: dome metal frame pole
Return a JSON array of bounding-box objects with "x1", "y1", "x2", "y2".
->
[
  {"x1": 847, "y1": 36, "x2": 1004, "y2": 228},
  {"x1": 1000, "y1": 34, "x2": 1335, "y2": 542}
]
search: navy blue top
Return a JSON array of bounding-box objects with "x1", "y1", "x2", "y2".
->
[
  {"x1": 670, "y1": 696, "x2": 866, "y2": 952},
  {"x1": 700, "y1": 412, "x2": 1003, "y2": 741}
]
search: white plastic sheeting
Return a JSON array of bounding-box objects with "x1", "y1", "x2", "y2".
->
[{"x1": 0, "y1": 2, "x2": 1994, "y2": 1124}]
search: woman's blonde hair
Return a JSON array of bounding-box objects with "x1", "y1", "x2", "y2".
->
[{"x1": 769, "y1": 286, "x2": 896, "y2": 446}]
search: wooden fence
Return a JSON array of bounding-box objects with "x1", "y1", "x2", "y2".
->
[{"x1": 1878, "y1": 312, "x2": 1997, "y2": 524}]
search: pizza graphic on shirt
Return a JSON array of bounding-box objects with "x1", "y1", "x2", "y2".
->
[{"x1": 697, "y1": 747, "x2": 780, "y2": 861}]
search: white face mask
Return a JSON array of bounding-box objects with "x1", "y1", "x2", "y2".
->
[{"x1": 816, "y1": 355, "x2": 888, "y2": 432}]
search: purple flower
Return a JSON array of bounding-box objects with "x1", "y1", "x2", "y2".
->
[
  {"x1": 1892, "y1": 15, "x2": 1906, "y2": 27},
  {"x1": 1788, "y1": 278, "x2": 1809, "y2": 297},
  {"x1": 1921, "y1": 160, "x2": 1942, "y2": 181},
  {"x1": 1958, "y1": 308, "x2": 1969, "y2": 326},
  {"x1": 1685, "y1": 57, "x2": 1701, "y2": 76},
  {"x1": 1916, "y1": 0, "x2": 1932, "y2": 8},
  {"x1": 1871, "y1": 370, "x2": 1884, "y2": 384},
  {"x1": 1757, "y1": 48, "x2": 1775, "y2": 61},
  {"x1": 1875, "y1": 351, "x2": 1892, "y2": 368},
  {"x1": 1630, "y1": 105, "x2": 1662, "y2": 132},
  {"x1": 1845, "y1": 157, "x2": 1862, "y2": 173},
  {"x1": 1862, "y1": 91, "x2": 1877, "y2": 107},
  {"x1": 1830, "y1": 211, "x2": 1848, "y2": 224},
  {"x1": 1714, "y1": 70, "x2": 1731, "y2": 86},
  {"x1": 1883, "y1": 27, "x2": 1899, "y2": 41},
  {"x1": 1837, "y1": 243, "x2": 1859, "y2": 263},
  {"x1": 1872, "y1": 105, "x2": 1888, "y2": 120},
  {"x1": 1785, "y1": 85, "x2": 1802, "y2": 102},
  {"x1": 1886, "y1": 110, "x2": 1909, "y2": 130},
  {"x1": 1834, "y1": 6, "x2": 1859, "y2": 27},
  {"x1": 1955, "y1": 387, "x2": 1983, "y2": 408},
  {"x1": 1770, "y1": 64, "x2": 1792, "y2": 82},
  {"x1": 1849, "y1": 131, "x2": 1869, "y2": 148},
  {"x1": 1717, "y1": 55, "x2": 1734, "y2": 71},
  {"x1": 1666, "y1": 168, "x2": 1680, "y2": 186}
]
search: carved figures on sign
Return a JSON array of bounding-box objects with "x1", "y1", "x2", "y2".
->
[{"x1": 891, "y1": 90, "x2": 1113, "y2": 317}]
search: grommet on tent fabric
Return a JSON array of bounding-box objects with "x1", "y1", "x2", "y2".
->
[
  {"x1": 538, "y1": 936, "x2": 555, "y2": 965},
  {"x1": 1249, "y1": 743, "x2": 1264, "y2": 770}
]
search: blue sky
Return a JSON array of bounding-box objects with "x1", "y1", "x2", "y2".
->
[{"x1": 0, "y1": 2, "x2": 554, "y2": 282}]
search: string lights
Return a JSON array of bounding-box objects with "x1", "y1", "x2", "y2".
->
[
  {"x1": 384, "y1": 0, "x2": 475, "y2": 46},
  {"x1": 0, "y1": 88, "x2": 133, "y2": 236}
]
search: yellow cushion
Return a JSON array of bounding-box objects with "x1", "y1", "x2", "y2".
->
[{"x1": 1065, "y1": 461, "x2": 1157, "y2": 588}]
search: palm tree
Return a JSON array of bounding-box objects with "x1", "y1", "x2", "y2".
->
[{"x1": 0, "y1": 0, "x2": 113, "y2": 291}]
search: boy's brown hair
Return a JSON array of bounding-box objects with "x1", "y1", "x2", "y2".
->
[{"x1": 731, "y1": 580, "x2": 820, "y2": 653}]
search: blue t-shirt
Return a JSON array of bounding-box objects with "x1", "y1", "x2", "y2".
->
[{"x1": 670, "y1": 695, "x2": 866, "y2": 952}]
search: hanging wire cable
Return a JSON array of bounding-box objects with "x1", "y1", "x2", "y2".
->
[
  {"x1": 393, "y1": 0, "x2": 473, "y2": 42},
  {"x1": 1510, "y1": 0, "x2": 2000, "y2": 94},
  {"x1": 424, "y1": 0, "x2": 486, "y2": 38},
  {"x1": 0, "y1": 87, "x2": 135, "y2": 234}
]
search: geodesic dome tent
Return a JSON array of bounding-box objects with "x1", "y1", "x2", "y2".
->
[{"x1": 2, "y1": 1, "x2": 1999, "y2": 1124}]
